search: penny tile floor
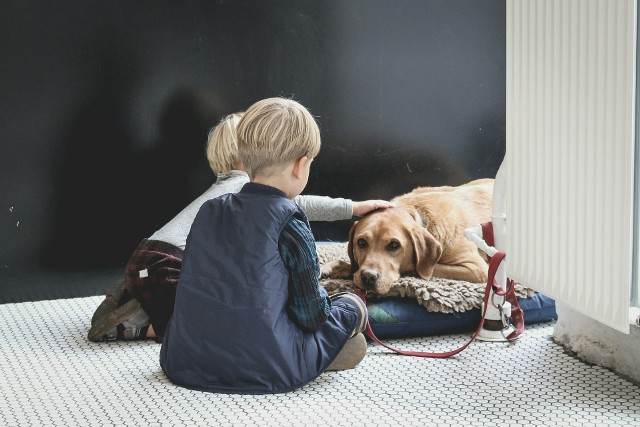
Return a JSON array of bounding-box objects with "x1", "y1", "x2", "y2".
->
[{"x1": 1, "y1": 296, "x2": 639, "y2": 426}]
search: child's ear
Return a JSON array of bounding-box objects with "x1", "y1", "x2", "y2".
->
[{"x1": 292, "y1": 156, "x2": 309, "y2": 179}]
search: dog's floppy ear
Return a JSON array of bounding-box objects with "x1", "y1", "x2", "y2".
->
[
  {"x1": 347, "y1": 221, "x2": 359, "y2": 274},
  {"x1": 410, "y1": 226, "x2": 443, "y2": 280}
]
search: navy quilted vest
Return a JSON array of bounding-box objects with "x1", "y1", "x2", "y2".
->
[{"x1": 160, "y1": 183, "x2": 323, "y2": 394}]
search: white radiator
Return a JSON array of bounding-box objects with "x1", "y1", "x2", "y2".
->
[{"x1": 506, "y1": 0, "x2": 637, "y2": 333}]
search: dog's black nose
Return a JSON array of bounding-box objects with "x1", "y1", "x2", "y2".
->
[{"x1": 360, "y1": 269, "x2": 379, "y2": 289}]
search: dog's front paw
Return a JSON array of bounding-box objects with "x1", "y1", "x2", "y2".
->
[{"x1": 320, "y1": 260, "x2": 352, "y2": 279}]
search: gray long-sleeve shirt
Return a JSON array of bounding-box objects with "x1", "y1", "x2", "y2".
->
[{"x1": 149, "y1": 170, "x2": 353, "y2": 249}]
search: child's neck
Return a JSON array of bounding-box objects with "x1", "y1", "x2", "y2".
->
[
  {"x1": 252, "y1": 175, "x2": 295, "y2": 199},
  {"x1": 252, "y1": 165, "x2": 299, "y2": 200}
]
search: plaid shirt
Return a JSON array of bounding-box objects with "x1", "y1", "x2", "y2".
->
[{"x1": 279, "y1": 217, "x2": 331, "y2": 331}]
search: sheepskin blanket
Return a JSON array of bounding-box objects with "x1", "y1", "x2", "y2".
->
[{"x1": 317, "y1": 243, "x2": 535, "y2": 314}]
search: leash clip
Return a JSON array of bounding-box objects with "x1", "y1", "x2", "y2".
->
[{"x1": 491, "y1": 291, "x2": 506, "y2": 309}]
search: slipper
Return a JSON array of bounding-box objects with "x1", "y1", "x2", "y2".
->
[
  {"x1": 87, "y1": 298, "x2": 143, "y2": 342},
  {"x1": 91, "y1": 279, "x2": 127, "y2": 326}
]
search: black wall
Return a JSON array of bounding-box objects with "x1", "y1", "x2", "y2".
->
[{"x1": 1, "y1": 1, "x2": 505, "y2": 287}]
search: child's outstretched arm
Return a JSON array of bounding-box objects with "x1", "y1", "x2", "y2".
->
[
  {"x1": 294, "y1": 195, "x2": 351, "y2": 222},
  {"x1": 294, "y1": 195, "x2": 393, "y2": 221}
]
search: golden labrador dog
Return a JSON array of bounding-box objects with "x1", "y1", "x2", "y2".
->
[{"x1": 324, "y1": 178, "x2": 494, "y2": 295}]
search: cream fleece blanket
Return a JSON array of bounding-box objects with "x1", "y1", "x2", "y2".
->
[{"x1": 317, "y1": 243, "x2": 535, "y2": 314}]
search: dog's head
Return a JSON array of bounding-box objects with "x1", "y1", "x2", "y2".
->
[{"x1": 347, "y1": 206, "x2": 443, "y2": 295}]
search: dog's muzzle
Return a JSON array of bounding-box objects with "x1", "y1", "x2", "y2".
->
[{"x1": 360, "y1": 269, "x2": 380, "y2": 290}]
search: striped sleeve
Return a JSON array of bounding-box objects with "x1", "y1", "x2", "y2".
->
[{"x1": 278, "y1": 216, "x2": 331, "y2": 331}]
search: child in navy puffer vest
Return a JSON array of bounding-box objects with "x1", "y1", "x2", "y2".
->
[{"x1": 160, "y1": 97, "x2": 373, "y2": 394}]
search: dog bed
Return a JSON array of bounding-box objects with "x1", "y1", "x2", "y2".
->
[{"x1": 317, "y1": 243, "x2": 557, "y2": 339}]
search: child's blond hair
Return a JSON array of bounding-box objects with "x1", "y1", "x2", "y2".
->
[
  {"x1": 206, "y1": 113, "x2": 244, "y2": 175},
  {"x1": 236, "y1": 98, "x2": 321, "y2": 178}
]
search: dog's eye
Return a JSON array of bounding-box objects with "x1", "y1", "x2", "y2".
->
[
  {"x1": 387, "y1": 241, "x2": 401, "y2": 251},
  {"x1": 357, "y1": 238, "x2": 368, "y2": 249}
]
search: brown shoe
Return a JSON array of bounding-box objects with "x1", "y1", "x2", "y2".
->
[
  {"x1": 91, "y1": 279, "x2": 127, "y2": 326},
  {"x1": 87, "y1": 298, "x2": 143, "y2": 342},
  {"x1": 326, "y1": 333, "x2": 367, "y2": 371}
]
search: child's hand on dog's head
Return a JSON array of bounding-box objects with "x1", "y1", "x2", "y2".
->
[{"x1": 352, "y1": 200, "x2": 395, "y2": 217}]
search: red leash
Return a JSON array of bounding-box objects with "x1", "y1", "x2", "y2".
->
[
  {"x1": 354, "y1": 223, "x2": 524, "y2": 358},
  {"x1": 481, "y1": 222, "x2": 525, "y2": 341}
]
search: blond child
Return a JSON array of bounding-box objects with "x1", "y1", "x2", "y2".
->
[
  {"x1": 88, "y1": 110, "x2": 390, "y2": 342},
  {"x1": 160, "y1": 97, "x2": 370, "y2": 394}
]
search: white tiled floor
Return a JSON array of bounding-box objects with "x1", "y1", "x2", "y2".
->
[{"x1": 1, "y1": 296, "x2": 639, "y2": 426}]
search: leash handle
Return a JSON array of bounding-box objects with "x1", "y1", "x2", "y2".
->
[{"x1": 355, "y1": 250, "x2": 524, "y2": 358}]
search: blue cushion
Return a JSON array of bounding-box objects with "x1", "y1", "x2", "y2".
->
[{"x1": 367, "y1": 293, "x2": 556, "y2": 339}]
